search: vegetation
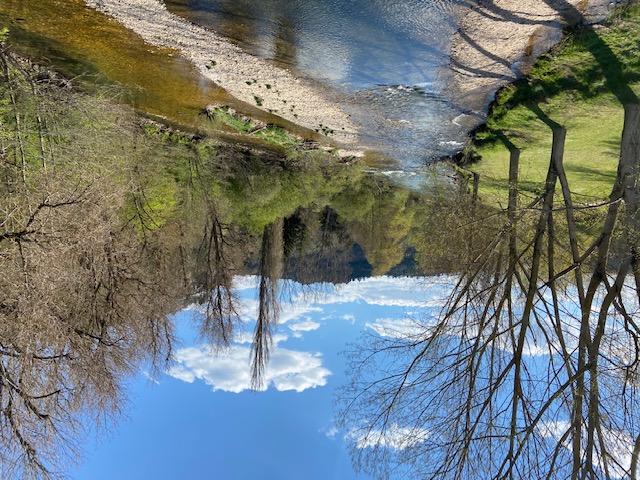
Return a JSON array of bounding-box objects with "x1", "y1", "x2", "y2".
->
[
  {"x1": 469, "y1": 1, "x2": 640, "y2": 202},
  {"x1": 8, "y1": 2, "x2": 640, "y2": 476},
  {"x1": 0, "y1": 49, "x2": 182, "y2": 480},
  {"x1": 202, "y1": 105, "x2": 320, "y2": 151},
  {"x1": 340, "y1": 106, "x2": 640, "y2": 480},
  {"x1": 0, "y1": 44, "x2": 483, "y2": 479}
]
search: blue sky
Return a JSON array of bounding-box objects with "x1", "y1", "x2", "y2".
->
[
  {"x1": 70, "y1": 274, "x2": 640, "y2": 479},
  {"x1": 72, "y1": 276, "x2": 445, "y2": 480}
]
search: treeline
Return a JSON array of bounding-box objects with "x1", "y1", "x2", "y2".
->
[{"x1": 0, "y1": 43, "x2": 496, "y2": 478}]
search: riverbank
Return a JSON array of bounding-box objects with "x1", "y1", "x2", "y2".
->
[
  {"x1": 463, "y1": 0, "x2": 640, "y2": 200},
  {"x1": 82, "y1": 0, "x2": 629, "y2": 170},
  {"x1": 448, "y1": 0, "x2": 622, "y2": 130},
  {"x1": 85, "y1": 0, "x2": 358, "y2": 148}
]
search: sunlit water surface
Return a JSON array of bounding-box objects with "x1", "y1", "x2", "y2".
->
[{"x1": 166, "y1": 0, "x2": 469, "y2": 167}]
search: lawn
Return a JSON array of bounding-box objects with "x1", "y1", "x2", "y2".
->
[{"x1": 469, "y1": 2, "x2": 640, "y2": 204}]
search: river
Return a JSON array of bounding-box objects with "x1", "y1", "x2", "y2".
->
[
  {"x1": 165, "y1": 0, "x2": 469, "y2": 165},
  {"x1": 0, "y1": 0, "x2": 476, "y2": 170},
  {"x1": 2, "y1": 2, "x2": 635, "y2": 479}
]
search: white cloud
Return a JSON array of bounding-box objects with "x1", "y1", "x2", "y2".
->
[
  {"x1": 366, "y1": 306, "x2": 579, "y2": 358},
  {"x1": 324, "y1": 425, "x2": 339, "y2": 439},
  {"x1": 166, "y1": 364, "x2": 196, "y2": 383},
  {"x1": 141, "y1": 370, "x2": 161, "y2": 385},
  {"x1": 300, "y1": 276, "x2": 454, "y2": 308},
  {"x1": 347, "y1": 424, "x2": 429, "y2": 450},
  {"x1": 231, "y1": 275, "x2": 259, "y2": 292},
  {"x1": 237, "y1": 298, "x2": 259, "y2": 321},
  {"x1": 289, "y1": 320, "x2": 321, "y2": 332},
  {"x1": 366, "y1": 317, "x2": 432, "y2": 339},
  {"x1": 538, "y1": 421, "x2": 635, "y2": 479},
  {"x1": 233, "y1": 279, "x2": 323, "y2": 325},
  {"x1": 232, "y1": 332, "x2": 288, "y2": 345},
  {"x1": 166, "y1": 344, "x2": 331, "y2": 393},
  {"x1": 279, "y1": 304, "x2": 324, "y2": 324}
]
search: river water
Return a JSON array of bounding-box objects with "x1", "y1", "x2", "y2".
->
[
  {"x1": 166, "y1": 0, "x2": 469, "y2": 166},
  {"x1": 0, "y1": 0, "x2": 472, "y2": 170}
]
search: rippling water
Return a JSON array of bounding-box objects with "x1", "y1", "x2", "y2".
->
[{"x1": 167, "y1": 0, "x2": 468, "y2": 167}]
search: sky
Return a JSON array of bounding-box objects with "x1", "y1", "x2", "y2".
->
[
  {"x1": 72, "y1": 275, "x2": 450, "y2": 480},
  {"x1": 70, "y1": 273, "x2": 640, "y2": 480}
]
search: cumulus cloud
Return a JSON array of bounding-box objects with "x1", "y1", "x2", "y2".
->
[
  {"x1": 166, "y1": 364, "x2": 196, "y2": 383},
  {"x1": 279, "y1": 304, "x2": 324, "y2": 324},
  {"x1": 298, "y1": 276, "x2": 453, "y2": 308},
  {"x1": 366, "y1": 317, "x2": 431, "y2": 339},
  {"x1": 366, "y1": 308, "x2": 578, "y2": 358},
  {"x1": 232, "y1": 332, "x2": 288, "y2": 345},
  {"x1": 166, "y1": 344, "x2": 331, "y2": 393},
  {"x1": 233, "y1": 275, "x2": 260, "y2": 292}
]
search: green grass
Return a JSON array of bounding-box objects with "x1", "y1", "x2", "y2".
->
[
  {"x1": 253, "y1": 125, "x2": 300, "y2": 149},
  {"x1": 207, "y1": 106, "x2": 301, "y2": 149},
  {"x1": 469, "y1": 2, "x2": 640, "y2": 204},
  {"x1": 208, "y1": 106, "x2": 254, "y2": 133}
]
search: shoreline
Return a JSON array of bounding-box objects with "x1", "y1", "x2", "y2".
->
[
  {"x1": 448, "y1": 0, "x2": 624, "y2": 124},
  {"x1": 84, "y1": 0, "x2": 626, "y2": 165},
  {"x1": 85, "y1": 0, "x2": 359, "y2": 147}
]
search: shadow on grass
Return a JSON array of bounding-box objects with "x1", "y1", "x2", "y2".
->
[
  {"x1": 527, "y1": 103, "x2": 563, "y2": 129},
  {"x1": 536, "y1": 0, "x2": 639, "y2": 115},
  {"x1": 496, "y1": 131, "x2": 518, "y2": 151},
  {"x1": 565, "y1": 162, "x2": 617, "y2": 182},
  {"x1": 482, "y1": 0, "x2": 640, "y2": 132}
]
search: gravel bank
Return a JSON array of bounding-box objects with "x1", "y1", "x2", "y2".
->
[{"x1": 85, "y1": 0, "x2": 358, "y2": 145}]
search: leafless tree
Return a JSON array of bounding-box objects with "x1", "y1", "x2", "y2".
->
[
  {"x1": 339, "y1": 107, "x2": 640, "y2": 480},
  {"x1": 0, "y1": 50, "x2": 183, "y2": 479},
  {"x1": 251, "y1": 218, "x2": 284, "y2": 389}
]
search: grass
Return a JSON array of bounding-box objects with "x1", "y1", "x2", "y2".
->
[
  {"x1": 253, "y1": 125, "x2": 300, "y2": 149},
  {"x1": 469, "y1": 1, "x2": 640, "y2": 204},
  {"x1": 206, "y1": 106, "x2": 302, "y2": 149}
]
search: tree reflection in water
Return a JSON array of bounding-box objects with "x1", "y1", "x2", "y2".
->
[
  {"x1": 6, "y1": 42, "x2": 640, "y2": 480},
  {"x1": 339, "y1": 112, "x2": 640, "y2": 479}
]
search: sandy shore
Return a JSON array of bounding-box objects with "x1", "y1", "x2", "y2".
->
[
  {"x1": 449, "y1": 0, "x2": 624, "y2": 116},
  {"x1": 85, "y1": 0, "x2": 358, "y2": 145}
]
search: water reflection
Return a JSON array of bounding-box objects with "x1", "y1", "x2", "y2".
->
[
  {"x1": 168, "y1": 0, "x2": 456, "y2": 88},
  {"x1": 4, "y1": 43, "x2": 640, "y2": 479}
]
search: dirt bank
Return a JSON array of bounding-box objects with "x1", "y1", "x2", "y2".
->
[
  {"x1": 449, "y1": 0, "x2": 625, "y2": 118},
  {"x1": 85, "y1": 0, "x2": 358, "y2": 146}
]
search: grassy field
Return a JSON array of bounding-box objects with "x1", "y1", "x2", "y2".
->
[{"x1": 469, "y1": 1, "x2": 640, "y2": 204}]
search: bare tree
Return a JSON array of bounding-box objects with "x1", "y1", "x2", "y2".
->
[
  {"x1": 339, "y1": 107, "x2": 640, "y2": 480},
  {"x1": 0, "y1": 49, "x2": 182, "y2": 479},
  {"x1": 250, "y1": 218, "x2": 284, "y2": 389}
]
